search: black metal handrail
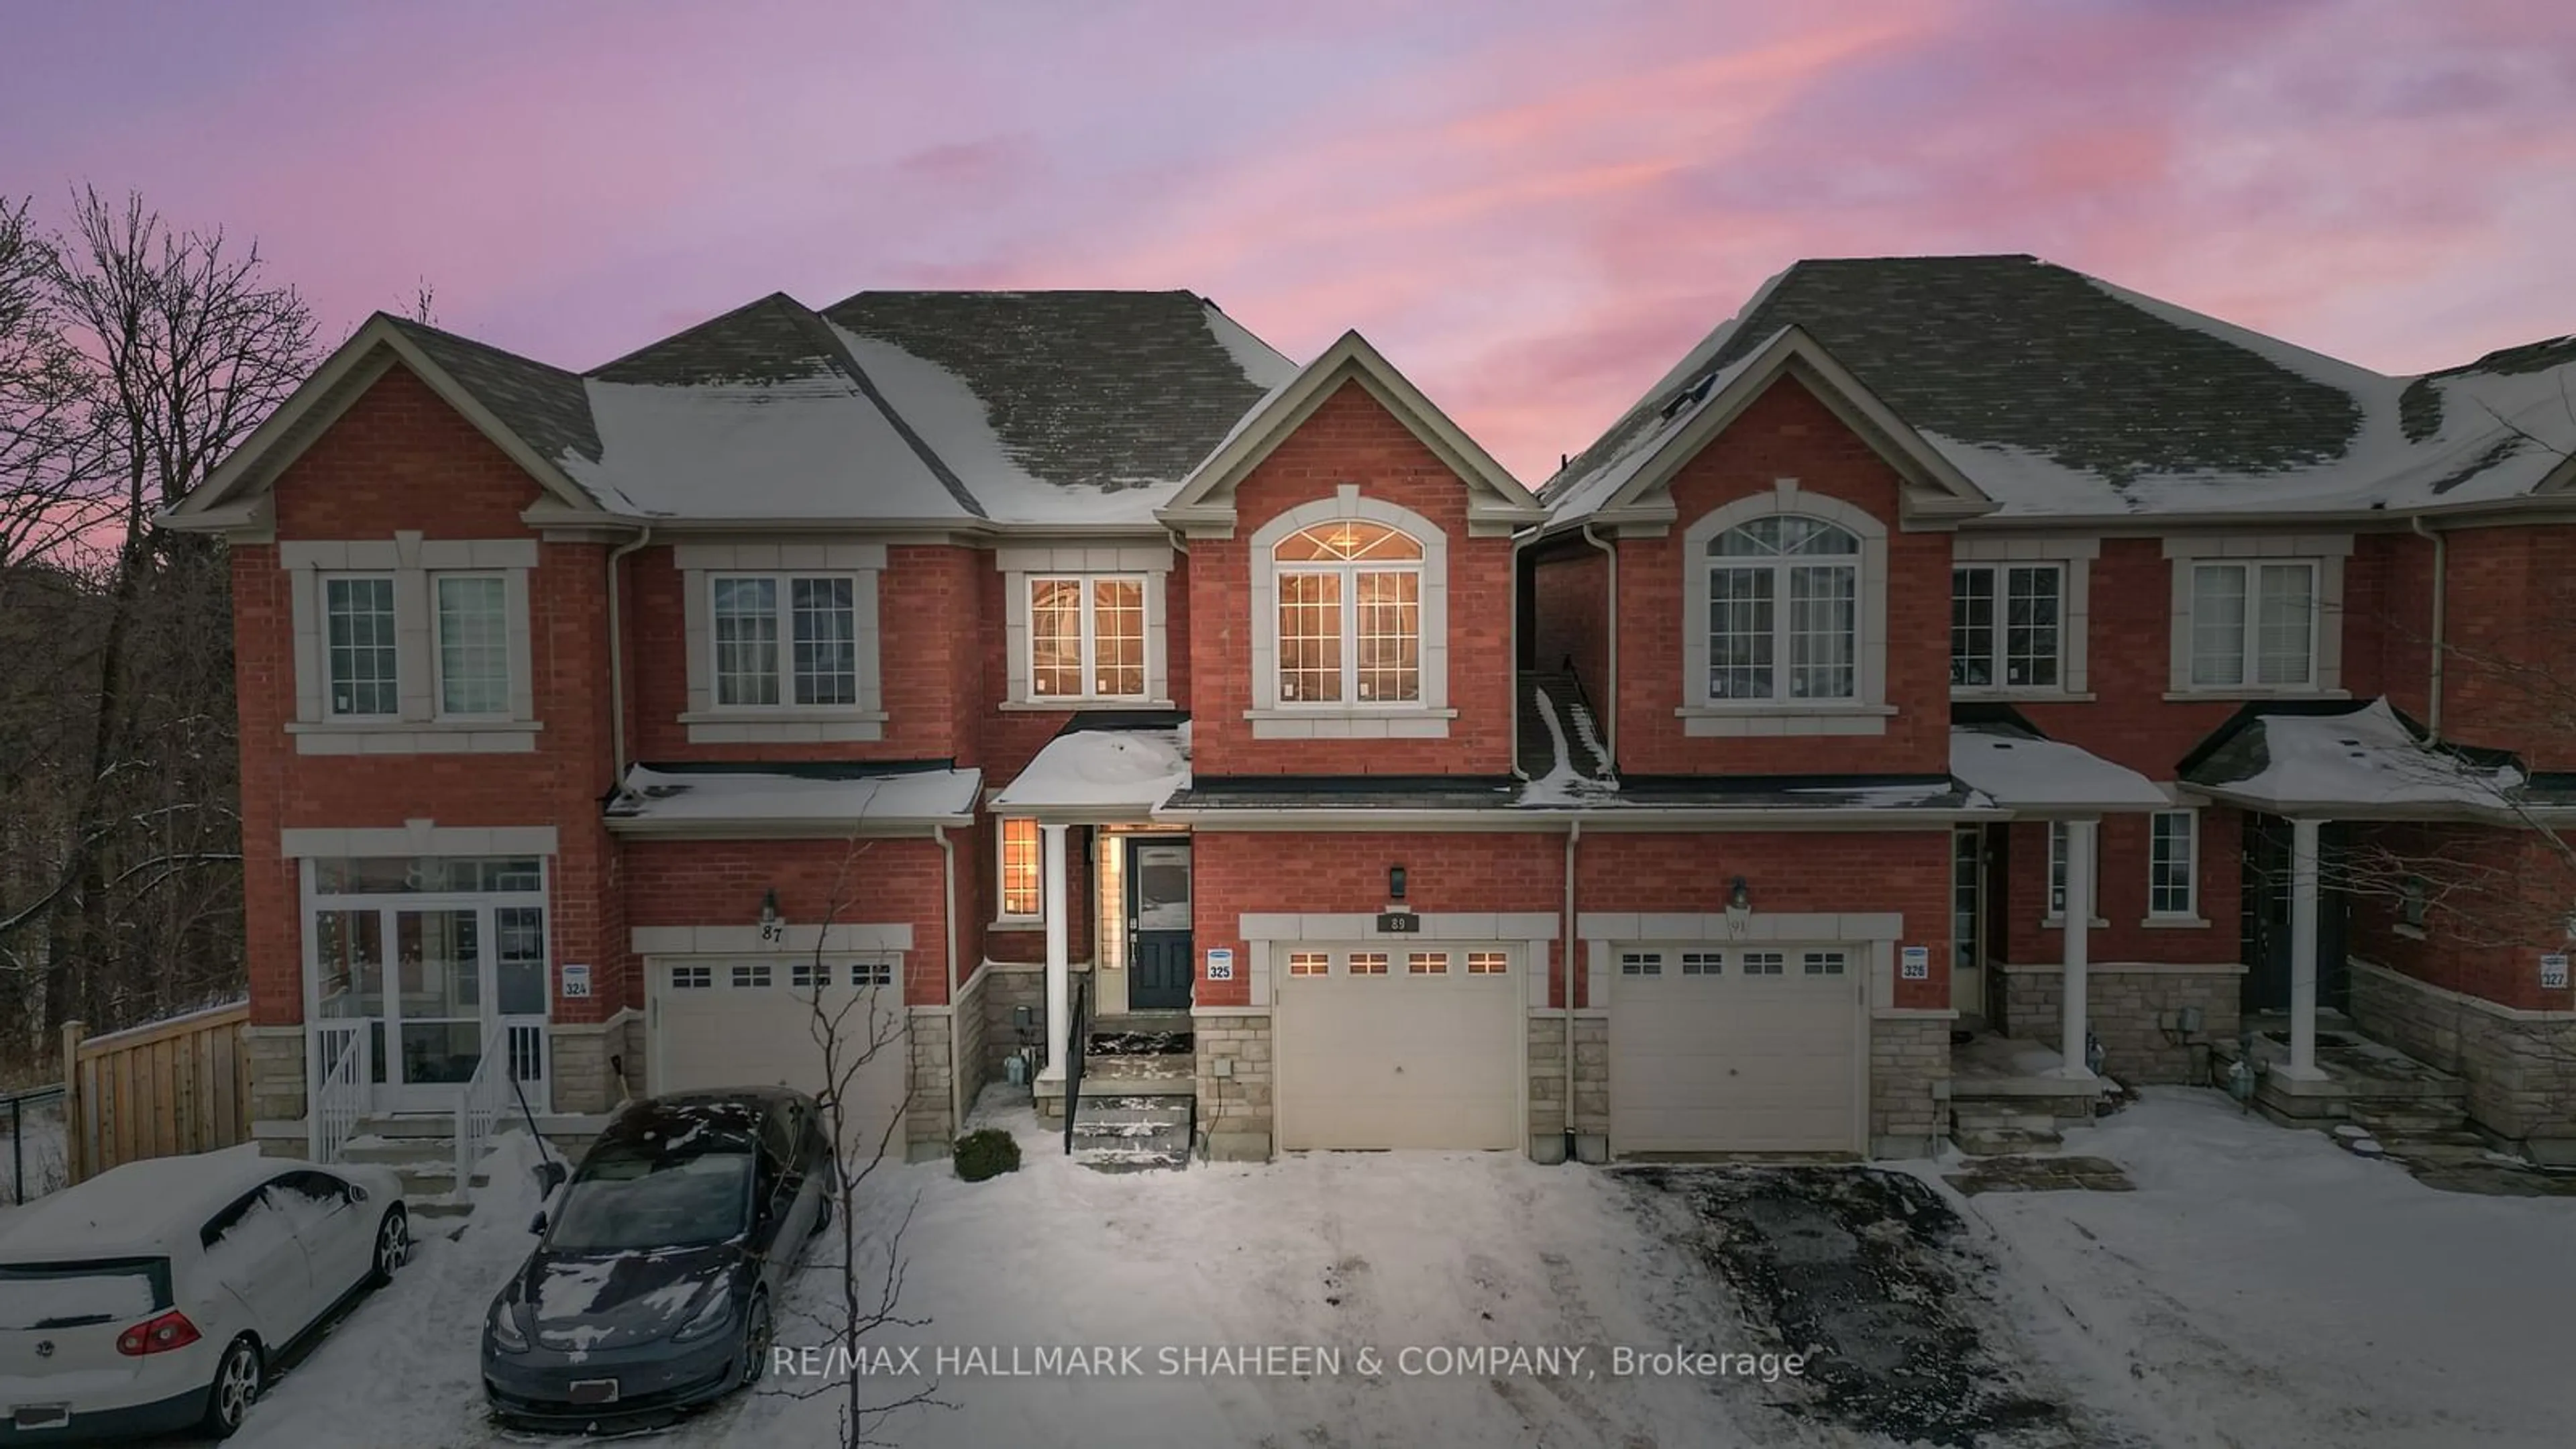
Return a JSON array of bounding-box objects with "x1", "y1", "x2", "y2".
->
[{"x1": 1063, "y1": 973, "x2": 1091, "y2": 1156}]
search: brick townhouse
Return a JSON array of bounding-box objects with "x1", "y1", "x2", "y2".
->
[{"x1": 164, "y1": 256, "x2": 2576, "y2": 1171}]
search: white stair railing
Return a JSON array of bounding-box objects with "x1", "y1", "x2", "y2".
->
[
  {"x1": 312, "y1": 1021, "x2": 368, "y2": 1165},
  {"x1": 453, "y1": 1018, "x2": 511, "y2": 1195}
]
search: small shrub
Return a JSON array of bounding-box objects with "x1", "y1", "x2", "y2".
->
[{"x1": 953, "y1": 1128, "x2": 1021, "y2": 1182}]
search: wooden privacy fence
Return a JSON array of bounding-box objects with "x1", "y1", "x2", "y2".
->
[{"x1": 60, "y1": 1001, "x2": 252, "y2": 1184}]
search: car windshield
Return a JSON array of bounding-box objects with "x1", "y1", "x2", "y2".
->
[
  {"x1": 544, "y1": 1148, "x2": 753, "y2": 1252},
  {"x1": 0, "y1": 1259, "x2": 172, "y2": 1330}
]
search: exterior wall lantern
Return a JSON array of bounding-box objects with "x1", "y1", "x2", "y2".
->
[
  {"x1": 758, "y1": 888, "x2": 783, "y2": 943},
  {"x1": 1389, "y1": 865, "x2": 1407, "y2": 902},
  {"x1": 1726, "y1": 875, "x2": 1752, "y2": 934}
]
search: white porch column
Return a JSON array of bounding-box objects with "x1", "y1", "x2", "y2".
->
[
  {"x1": 2279, "y1": 815, "x2": 2326, "y2": 1081},
  {"x1": 2059, "y1": 816, "x2": 2097, "y2": 1079},
  {"x1": 1039, "y1": 822, "x2": 1071, "y2": 1081}
]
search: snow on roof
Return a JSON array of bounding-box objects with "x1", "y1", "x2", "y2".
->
[
  {"x1": 1516, "y1": 686, "x2": 1619, "y2": 807},
  {"x1": 990, "y1": 726, "x2": 1191, "y2": 817},
  {"x1": 0, "y1": 1144, "x2": 270, "y2": 1259},
  {"x1": 565, "y1": 371, "x2": 972, "y2": 521},
  {"x1": 2196, "y1": 700, "x2": 2522, "y2": 813},
  {"x1": 1200, "y1": 307, "x2": 1301, "y2": 392},
  {"x1": 605, "y1": 765, "x2": 980, "y2": 831},
  {"x1": 1544, "y1": 339, "x2": 1777, "y2": 523},
  {"x1": 1950, "y1": 727, "x2": 2173, "y2": 812}
]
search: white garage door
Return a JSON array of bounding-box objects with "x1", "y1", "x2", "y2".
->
[
  {"x1": 1275, "y1": 944, "x2": 1522, "y2": 1151},
  {"x1": 653, "y1": 957, "x2": 910, "y2": 1152},
  {"x1": 1609, "y1": 943, "x2": 1863, "y2": 1156}
]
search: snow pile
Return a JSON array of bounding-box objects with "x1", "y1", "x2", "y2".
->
[
  {"x1": 1517, "y1": 686, "x2": 1617, "y2": 808},
  {"x1": 990, "y1": 728, "x2": 1190, "y2": 813},
  {"x1": 1951, "y1": 1090, "x2": 2576, "y2": 1449},
  {"x1": 608, "y1": 765, "x2": 981, "y2": 828},
  {"x1": 2224, "y1": 700, "x2": 2520, "y2": 810},
  {"x1": 1949, "y1": 727, "x2": 2170, "y2": 809}
]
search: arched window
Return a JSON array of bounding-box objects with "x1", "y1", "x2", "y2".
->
[
  {"x1": 1274, "y1": 521, "x2": 1424, "y2": 704},
  {"x1": 1705, "y1": 515, "x2": 1859, "y2": 701}
]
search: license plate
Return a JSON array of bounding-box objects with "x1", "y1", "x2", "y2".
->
[
  {"x1": 12, "y1": 1405, "x2": 71, "y2": 1430},
  {"x1": 568, "y1": 1379, "x2": 620, "y2": 1405}
]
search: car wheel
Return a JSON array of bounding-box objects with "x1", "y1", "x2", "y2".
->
[
  {"x1": 199, "y1": 1336, "x2": 262, "y2": 1439},
  {"x1": 367, "y1": 1207, "x2": 411, "y2": 1287},
  {"x1": 739, "y1": 1293, "x2": 774, "y2": 1389}
]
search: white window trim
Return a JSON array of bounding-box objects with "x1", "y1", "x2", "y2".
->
[
  {"x1": 1678, "y1": 481, "x2": 1892, "y2": 737},
  {"x1": 2042, "y1": 820, "x2": 2110, "y2": 930},
  {"x1": 2162, "y1": 534, "x2": 2348, "y2": 698},
  {"x1": 995, "y1": 816, "x2": 1043, "y2": 927},
  {"x1": 998, "y1": 545, "x2": 1173, "y2": 709},
  {"x1": 2145, "y1": 807, "x2": 2208, "y2": 927},
  {"x1": 1245, "y1": 486, "x2": 1450, "y2": 739},
  {"x1": 1022, "y1": 574, "x2": 1154, "y2": 705},
  {"x1": 1949, "y1": 534, "x2": 2096, "y2": 697},
  {"x1": 320, "y1": 572, "x2": 400, "y2": 721},
  {"x1": 677, "y1": 542, "x2": 885, "y2": 743},
  {"x1": 282, "y1": 535, "x2": 538, "y2": 755}
]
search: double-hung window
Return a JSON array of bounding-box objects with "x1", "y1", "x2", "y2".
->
[
  {"x1": 1951, "y1": 564, "x2": 2061, "y2": 689},
  {"x1": 1706, "y1": 515, "x2": 1858, "y2": 702},
  {"x1": 323, "y1": 576, "x2": 400, "y2": 718},
  {"x1": 711, "y1": 574, "x2": 857, "y2": 708},
  {"x1": 2047, "y1": 822, "x2": 2102, "y2": 922},
  {"x1": 1275, "y1": 522, "x2": 1423, "y2": 704},
  {"x1": 1029, "y1": 576, "x2": 1146, "y2": 701},
  {"x1": 997, "y1": 818, "x2": 1041, "y2": 922},
  {"x1": 2148, "y1": 810, "x2": 2198, "y2": 920},
  {"x1": 434, "y1": 574, "x2": 509, "y2": 717},
  {"x1": 2190, "y1": 561, "x2": 2316, "y2": 689}
]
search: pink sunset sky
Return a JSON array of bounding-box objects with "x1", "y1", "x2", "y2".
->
[{"x1": 8, "y1": 0, "x2": 2573, "y2": 481}]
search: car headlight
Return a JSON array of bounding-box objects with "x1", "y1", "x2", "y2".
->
[
  {"x1": 671, "y1": 1285, "x2": 735, "y2": 1344},
  {"x1": 490, "y1": 1301, "x2": 529, "y2": 1354}
]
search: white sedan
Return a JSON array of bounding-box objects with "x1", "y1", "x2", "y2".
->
[{"x1": 0, "y1": 1148, "x2": 408, "y2": 1442}]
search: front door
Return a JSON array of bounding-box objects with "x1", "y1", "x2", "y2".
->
[
  {"x1": 2239, "y1": 814, "x2": 2351, "y2": 1017},
  {"x1": 1127, "y1": 839, "x2": 1193, "y2": 1012}
]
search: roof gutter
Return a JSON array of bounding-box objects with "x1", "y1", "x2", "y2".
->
[
  {"x1": 2409, "y1": 516, "x2": 2447, "y2": 740},
  {"x1": 1578, "y1": 523, "x2": 1619, "y2": 761}
]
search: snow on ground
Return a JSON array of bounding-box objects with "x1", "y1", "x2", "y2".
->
[
  {"x1": 1938, "y1": 1090, "x2": 2576, "y2": 1449},
  {"x1": 0, "y1": 1095, "x2": 65, "y2": 1209},
  {"x1": 233, "y1": 1131, "x2": 551, "y2": 1449},
  {"x1": 221, "y1": 1091, "x2": 2576, "y2": 1449}
]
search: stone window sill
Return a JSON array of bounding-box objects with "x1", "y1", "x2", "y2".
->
[
  {"x1": 2392, "y1": 922, "x2": 2428, "y2": 941},
  {"x1": 2162, "y1": 688, "x2": 2349, "y2": 703},
  {"x1": 287, "y1": 720, "x2": 541, "y2": 755},
  {"x1": 2039, "y1": 916, "x2": 2112, "y2": 930},
  {"x1": 1000, "y1": 698, "x2": 1175, "y2": 713},
  {"x1": 1951, "y1": 688, "x2": 2096, "y2": 702},
  {"x1": 2140, "y1": 916, "x2": 2212, "y2": 930},
  {"x1": 989, "y1": 918, "x2": 1046, "y2": 932},
  {"x1": 1246, "y1": 708, "x2": 1454, "y2": 740},
  {"x1": 1678, "y1": 703, "x2": 1894, "y2": 738},
  {"x1": 680, "y1": 708, "x2": 887, "y2": 744}
]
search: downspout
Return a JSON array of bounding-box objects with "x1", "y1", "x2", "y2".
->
[
  {"x1": 606, "y1": 525, "x2": 654, "y2": 778},
  {"x1": 2409, "y1": 517, "x2": 2447, "y2": 740},
  {"x1": 935, "y1": 824, "x2": 963, "y2": 1144},
  {"x1": 1578, "y1": 523, "x2": 1618, "y2": 759},
  {"x1": 1562, "y1": 818, "x2": 1581, "y2": 1163}
]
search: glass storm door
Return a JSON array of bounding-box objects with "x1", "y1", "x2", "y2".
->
[
  {"x1": 1127, "y1": 840, "x2": 1194, "y2": 1012},
  {"x1": 391, "y1": 908, "x2": 487, "y2": 1107}
]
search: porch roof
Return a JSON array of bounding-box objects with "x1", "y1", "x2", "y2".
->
[
  {"x1": 1949, "y1": 719, "x2": 2170, "y2": 814},
  {"x1": 604, "y1": 761, "x2": 980, "y2": 836},
  {"x1": 2179, "y1": 698, "x2": 2530, "y2": 820},
  {"x1": 990, "y1": 717, "x2": 1191, "y2": 822}
]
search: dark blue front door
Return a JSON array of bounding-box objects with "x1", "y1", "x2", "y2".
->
[{"x1": 1128, "y1": 838, "x2": 1193, "y2": 1012}]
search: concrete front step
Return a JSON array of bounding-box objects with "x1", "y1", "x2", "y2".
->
[
  {"x1": 1953, "y1": 1126, "x2": 2065, "y2": 1157},
  {"x1": 1076, "y1": 1098, "x2": 1194, "y2": 1127}
]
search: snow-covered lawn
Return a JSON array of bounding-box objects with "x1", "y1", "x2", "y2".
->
[
  {"x1": 1951, "y1": 1089, "x2": 2576, "y2": 1449},
  {"x1": 0, "y1": 1095, "x2": 66, "y2": 1209},
  {"x1": 218, "y1": 1089, "x2": 2576, "y2": 1449}
]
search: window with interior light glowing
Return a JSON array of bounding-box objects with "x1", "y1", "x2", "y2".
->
[{"x1": 1273, "y1": 521, "x2": 1423, "y2": 706}]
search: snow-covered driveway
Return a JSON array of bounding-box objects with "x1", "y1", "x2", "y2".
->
[
  {"x1": 1953, "y1": 1090, "x2": 2576, "y2": 1449},
  {"x1": 219, "y1": 1088, "x2": 2576, "y2": 1449}
]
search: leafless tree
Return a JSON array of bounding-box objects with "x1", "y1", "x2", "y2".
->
[
  {"x1": 0, "y1": 188, "x2": 315, "y2": 1067},
  {"x1": 765, "y1": 830, "x2": 945, "y2": 1446}
]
